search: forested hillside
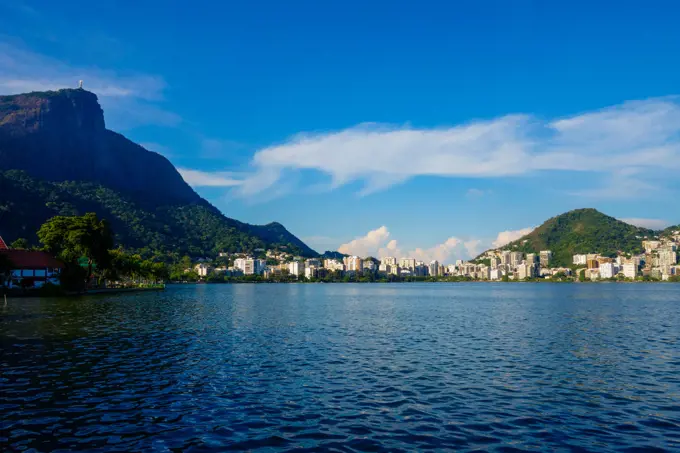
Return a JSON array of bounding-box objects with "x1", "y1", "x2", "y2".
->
[{"x1": 0, "y1": 89, "x2": 316, "y2": 257}]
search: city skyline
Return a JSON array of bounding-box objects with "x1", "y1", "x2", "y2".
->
[{"x1": 1, "y1": 0, "x2": 679, "y2": 261}]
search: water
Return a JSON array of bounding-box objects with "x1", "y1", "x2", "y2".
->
[{"x1": 1, "y1": 283, "x2": 680, "y2": 452}]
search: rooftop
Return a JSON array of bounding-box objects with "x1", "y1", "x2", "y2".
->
[{"x1": 0, "y1": 250, "x2": 64, "y2": 269}]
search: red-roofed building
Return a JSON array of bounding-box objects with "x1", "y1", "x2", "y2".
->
[
  {"x1": 0, "y1": 236, "x2": 8, "y2": 251},
  {"x1": 0, "y1": 249, "x2": 64, "y2": 289}
]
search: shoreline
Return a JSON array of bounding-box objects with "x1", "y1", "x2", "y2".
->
[{"x1": 168, "y1": 279, "x2": 678, "y2": 285}]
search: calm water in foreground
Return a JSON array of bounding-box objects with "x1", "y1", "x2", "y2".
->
[{"x1": 1, "y1": 283, "x2": 680, "y2": 452}]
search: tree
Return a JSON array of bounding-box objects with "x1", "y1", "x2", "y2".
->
[
  {"x1": 37, "y1": 213, "x2": 114, "y2": 285},
  {"x1": 0, "y1": 253, "x2": 13, "y2": 287},
  {"x1": 10, "y1": 238, "x2": 29, "y2": 250}
]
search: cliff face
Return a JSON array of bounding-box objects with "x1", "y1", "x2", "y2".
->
[
  {"x1": 0, "y1": 89, "x2": 318, "y2": 257},
  {"x1": 0, "y1": 89, "x2": 200, "y2": 204}
]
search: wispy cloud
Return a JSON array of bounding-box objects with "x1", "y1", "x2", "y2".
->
[
  {"x1": 619, "y1": 218, "x2": 671, "y2": 230},
  {"x1": 0, "y1": 41, "x2": 179, "y2": 129},
  {"x1": 178, "y1": 169, "x2": 243, "y2": 187},
  {"x1": 181, "y1": 97, "x2": 680, "y2": 200}
]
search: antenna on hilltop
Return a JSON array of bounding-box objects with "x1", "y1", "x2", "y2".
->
[{"x1": 78, "y1": 80, "x2": 84, "y2": 89}]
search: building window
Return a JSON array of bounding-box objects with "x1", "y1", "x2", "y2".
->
[
  {"x1": 22, "y1": 270, "x2": 34, "y2": 277},
  {"x1": 35, "y1": 269, "x2": 46, "y2": 277}
]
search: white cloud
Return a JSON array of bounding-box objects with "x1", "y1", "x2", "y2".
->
[
  {"x1": 492, "y1": 227, "x2": 535, "y2": 248},
  {"x1": 337, "y1": 226, "x2": 491, "y2": 263},
  {"x1": 619, "y1": 218, "x2": 671, "y2": 230},
  {"x1": 178, "y1": 169, "x2": 242, "y2": 187},
  {"x1": 463, "y1": 239, "x2": 484, "y2": 258},
  {"x1": 179, "y1": 97, "x2": 680, "y2": 200},
  {"x1": 0, "y1": 41, "x2": 179, "y2": 129},
  {"x1": 337, "y1": 226, "x2": 391, "y2": 257}
]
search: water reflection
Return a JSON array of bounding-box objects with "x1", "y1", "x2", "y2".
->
[{"x1": 1, "y1": 283, "x2": 680, "y2": 451}]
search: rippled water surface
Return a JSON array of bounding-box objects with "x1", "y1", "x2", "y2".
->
[{"x1": 2, "y1": 283, "x2": 680, "y2": 452}]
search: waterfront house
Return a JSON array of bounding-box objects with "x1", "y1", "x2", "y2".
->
[{"x1": 0, "y1": 249, "x2": 64, "y2": 289}]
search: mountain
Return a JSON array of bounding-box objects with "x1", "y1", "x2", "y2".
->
[
  {"x1": 487, "y1": 208, "x2": 656, "y2": 267},
  {"x1": 662, "y1": 225, "x2": 680, "y2": 237},
  {"x1": 0, "y1": 88, "x2": 317, "y2": 257}
]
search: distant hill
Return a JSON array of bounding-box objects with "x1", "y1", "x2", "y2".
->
[
  {"x1": 0, "y1": 89, "x2": 317, "y2": 257},
  {"x1": 487, "y1": 208, "x2": 656, "y2": 267},
  {"x1": 320, "y1": 251, "x2": 347, "y2": 260},
  {"x1": 662, "y1": 225, "x2": 680, "y2": 237}
]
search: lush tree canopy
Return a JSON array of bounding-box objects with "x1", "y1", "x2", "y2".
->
[{"x1": 38, "y1": 213, "x2": 114, "y2": 282}]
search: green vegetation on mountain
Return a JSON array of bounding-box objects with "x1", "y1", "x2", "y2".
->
[
  {"x1": 496, "y1": 208, "x2": 656, "y2": 267},
  {"x1": 662, "y1": 225, "x2": 679, "y2": 237},
  {"x1": 0, "y1": 169, "x2": 314, "y2": 257},
  {"x1": 0, "y1": 89, "x2": 316, "y2": 258}
]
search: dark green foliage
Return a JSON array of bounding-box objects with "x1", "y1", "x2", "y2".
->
[
  {"x1": 38, "y1": 213, "x2": 114, "y2": 286},
  {"x1": 497, "y1": 209, "x2": 656, "y2": 267},
  {"x1": 0, "y1": 170, "x2": 316, "y2": 258},
  {"x1": 320, "y1": 251, "x2": 347, "y2": 260},
  {"x1": 10, "y1": 238, "x2": 28, "y2": 249},
  {"x1": 662, "y1": 225, "x2": 679, "y2": 237}
]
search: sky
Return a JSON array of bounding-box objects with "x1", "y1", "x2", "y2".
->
[{"x1": 1, "y1": 0, "x2": 679, "y2": 262}]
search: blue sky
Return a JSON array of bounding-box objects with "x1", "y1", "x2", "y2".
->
[{"x1": 1, "y1": 0, "x2": 679, "y2": 261}]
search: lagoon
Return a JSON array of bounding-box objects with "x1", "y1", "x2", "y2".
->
[{"x1": 2, "y1": 283, "x2": 680, "y2": 451}]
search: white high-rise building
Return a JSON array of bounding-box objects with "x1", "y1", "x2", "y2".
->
[
  {"x1": 304, "y1": 266, "x2": 317, "y2": 279},
  {"x1": 622, "y1": 263, "x2": 638, "y2": 279},
  {"x1": 382, "y1": 257, "x2": 397, "y2": 266},
  {"x1": 659, "y1": 250, "x2": 677, "y2": 267},
  {"x1": 324, "y1": 259, "x2": 345, "y2": 271},
  {"x1": 599, "y1": 262, "x2": 618, "y2": 279},
  {"x1": 343, "y1": 256, "x2": 363, "y2": 272},
  {"x1": 428, "y1": 260, "x2": 439, "y2": 277},
  {"x1": 518, "y1": 263, "x2": 531, "y2": 280},
  {"x1": 540, "y1": 250, "x2": 553, "y2": 267},
  {"x1": 573, "y1": 254, "x2": 587, "y2": 265},
  {"x1": 289, "y1": 261, "x2": 303, "y2": 276},
  {"x1": 399, "y1": 258, "x2": 416, "y2": 271},
  {"x1": 490, "y1": 256, "x2": 500, "y2": 269},
  {"x1": 233, "y1": 258, "x2": 247, "y2": 272},
  {"x1": 194, "y1": 263, "x2": 212, "y2": 276},
  {"x1": 510, "y1": 252, "x2": 524, "y2": 267}
]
